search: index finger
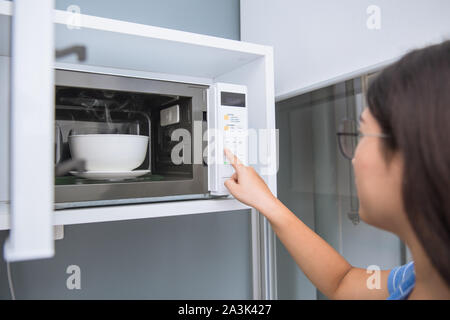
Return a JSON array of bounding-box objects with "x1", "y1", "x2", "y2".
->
[{"x1": 224, "y1": 148, "x2": 243, "y2": 169}]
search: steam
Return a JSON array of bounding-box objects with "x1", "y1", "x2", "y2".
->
[{"x1": 60, "y1": 90, "x2": 131, "y2": 134}]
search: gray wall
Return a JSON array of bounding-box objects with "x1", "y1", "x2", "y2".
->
[
  {"x1": 0, "y1": 0, "x2": 250, "y2": 300},
  {"x1": 241, "y1": 0, "x2": 450, "y2": 99}
]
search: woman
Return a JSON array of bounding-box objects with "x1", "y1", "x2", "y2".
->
[{"x1": 224, "y1": 40, "x2": 450, "y2": 300}]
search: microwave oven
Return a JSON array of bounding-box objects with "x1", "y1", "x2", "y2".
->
[{"x1": 54, "y1": 69, "x2": 248, "y2": 209}]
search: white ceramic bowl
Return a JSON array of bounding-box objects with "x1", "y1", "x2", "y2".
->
[{"x1": 68, "y1": 134, "x2": 149, "y2": 172}]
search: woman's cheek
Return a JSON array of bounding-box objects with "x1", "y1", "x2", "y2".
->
[
  {"x1": 352, "y1": 145, "x2": 373, "y2": 222},
  {"x1": 352, "y1": 146, "x2": 365, "y2": 188}
]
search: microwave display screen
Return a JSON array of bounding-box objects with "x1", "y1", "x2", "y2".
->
[{"x1": 221, "y1": 92, "x2": 246, "y2": 108}]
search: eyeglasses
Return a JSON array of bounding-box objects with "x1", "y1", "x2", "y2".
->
[{"x1": 336, "y1": 118, "x2": 390, "y2": 160}]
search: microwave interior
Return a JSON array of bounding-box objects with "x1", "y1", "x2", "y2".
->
[{"x1": 54, "y1": 70, "x2": 211, "y2": 209}]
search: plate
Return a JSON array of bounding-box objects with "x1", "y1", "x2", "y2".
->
[{"x1": 69, "y1": 170, "x2": 150, "y2": 181}]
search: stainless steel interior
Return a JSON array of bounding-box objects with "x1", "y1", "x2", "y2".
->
[{"x1": 54, "y1": 69, "x2": 211, "y2": 209}]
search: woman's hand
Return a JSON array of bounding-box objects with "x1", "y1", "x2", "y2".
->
[{"x1": 223, "y1": 148, "x2": 278, "y2": 213}]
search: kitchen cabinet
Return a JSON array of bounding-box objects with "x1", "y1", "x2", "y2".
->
[{"x1": 0, "y1": 1, "x2": 276, "y2": 299}]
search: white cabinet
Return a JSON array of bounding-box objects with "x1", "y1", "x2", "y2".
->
[
  {"x1": 1, "y1": 0, "x2": 55, "y2": 262},
  {"x1": 241, "y1": 0, "x2": 450, "y2": 100},
  {"x1": 0, "y1": 2, "x2": 9, "y2": 207},
  {"x1": 0, "y1": 57, "x2": 8, "y2": 204},
  {"x1": 0, "y1": 0, "x2": 276, "y2": 272}
]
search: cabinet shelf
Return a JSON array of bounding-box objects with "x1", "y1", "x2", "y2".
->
[
  {"x1": 0, "y1": 1, "x2": 270, "y2": 80},
  {"x1": 0, "y1": 199, "x2": 249, "y2": 230}
]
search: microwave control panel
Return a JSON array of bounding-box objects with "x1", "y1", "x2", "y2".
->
[{"x1": 208, "y1": 83, "x2": 248, "y2": 196}]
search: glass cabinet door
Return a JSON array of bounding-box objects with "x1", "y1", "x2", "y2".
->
[{"x1": 275, "y1": 75, "x2": 403, "y2": 299}]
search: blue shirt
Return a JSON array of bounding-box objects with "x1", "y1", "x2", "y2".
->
[{"x1": 387, "y1": 261, "x2": 415, "y2": 300}]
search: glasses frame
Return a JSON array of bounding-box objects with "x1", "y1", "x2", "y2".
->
[{"x1": 336, "y1": 119, "x2": 390, "y2": 160}]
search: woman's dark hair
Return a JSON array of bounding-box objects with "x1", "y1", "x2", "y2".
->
[{"x1": 366, "y1": 40, "x2": 450, "y2": 286}]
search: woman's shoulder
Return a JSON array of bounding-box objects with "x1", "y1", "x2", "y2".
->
[{"x1": 387, "y1": 261, "x2": 415, "y2": 300}]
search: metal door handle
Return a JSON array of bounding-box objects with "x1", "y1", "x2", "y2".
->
[
  {"x1": 55, "y1": 159, "x2": 86, "y2": 177},
  {"x1": 55, "y1": 45, "x2": 86, "y2": 61}
]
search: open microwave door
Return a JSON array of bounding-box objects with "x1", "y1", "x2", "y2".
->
[{"x1": 4, "y1": 0, "x2": 55, "y2": 261}]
